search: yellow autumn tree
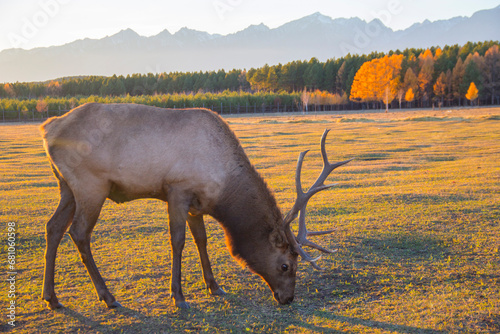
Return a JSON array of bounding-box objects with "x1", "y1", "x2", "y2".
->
[
  {"x1": 405, "y1": 88, "x2": 415, "y2": 107},
  {"x1": 47, "y1": 81, "x2": 62, "y2": 96},
  {"x1": 350, "y1": 54, "x2": 404, "y2": 111},
  {"x1": 307, "y1": 90, "x2": 348, "y2": 109},
  {"x1": 418, "y1": 49, "x2": 435, "y2": 104},
  {"x1": 350, "y1": 64, "x2": 374, "y2": 102},
  {"x1": 433, "y1": 72, "x2": 447, "y2": 106},
  {"x1": 465, "y1": 82, "x2": 479, "y2": 105},
  {"x1": 36, "y1": 99, "x2": 48, "y2": 113},
  {"x1": 434, "y1": 47, "x2": 443, "y2": 60},
  {"x1": 4, "y1": 83, "x2": 15, "y2": 97}
]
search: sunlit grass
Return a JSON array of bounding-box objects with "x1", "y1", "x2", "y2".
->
[{"x1": 0, "y1": 107, "x2": 499, "y2": 333}]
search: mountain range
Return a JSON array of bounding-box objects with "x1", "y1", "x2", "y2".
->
[{"x1": 1, "y1": 6, "x2": 499, "y2": 83}]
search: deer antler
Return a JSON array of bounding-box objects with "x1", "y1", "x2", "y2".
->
[{"x1": 284, "y1": 129, "x2": 353, "y2": 270}]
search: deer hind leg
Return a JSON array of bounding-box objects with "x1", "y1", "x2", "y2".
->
[
  {"x1": 166, "y1": 190, "x2": 192, "y2": 309},
  {"x1": 68, "y1": 185, "x2": 120, "y2": 308},
  {"x1": 43, "y1": 178, "x2": 76, "y2": 310},
  {"x1": 187, "y1": 214, "x2": 225, "y2": 296}
]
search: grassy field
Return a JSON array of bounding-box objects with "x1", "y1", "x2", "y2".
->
[{"x1": 1, "y1": 107, "x2": 499, "y2": 333}]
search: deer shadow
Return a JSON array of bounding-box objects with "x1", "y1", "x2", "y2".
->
[
  {"x1": 55, "y1": 306, "x2": 178, "y2": 333},
  {"x1": 56, "y1": 304, "x2": 443, "y2": 334},
  {"x1": 295, "y1": 311, "x2": 445, "y2": 333}
]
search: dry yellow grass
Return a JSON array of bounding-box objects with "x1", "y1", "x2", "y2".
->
[{"x1": 1, "y1": 107, "x2": 499, "y2": 333}]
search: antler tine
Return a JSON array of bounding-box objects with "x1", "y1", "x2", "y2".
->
[
  {"x1": 284, "y1": 129, "x2": 353, "y2": 270},
  {"x1": 293, "y1": 207, "x2": 338, "y2": 270},
  {"x1": 283, "y1": 149, "x2": 309, "y2": 227},
  {"x1": 297, "y1": 208, "x2": 338, "y2": 254},
  {"x1": 310, "y1": 129, "x2": 354, "y2": 192},
  {"x1": 295, "y1": 130, "x2": 353, "y2": 209},
  {"x1": 284, "y1": 225, "x2": 323, "y2": 269},
  {"x1": 295, "y1": 150, "x2": 309, "y2": 196}
]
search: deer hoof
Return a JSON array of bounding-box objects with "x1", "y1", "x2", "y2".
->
[
  {"x1": 211, "y1": 287, "x2": 226, "y2": 296},
  {"x1": 46, "y1": 301, "x2": 64, "y2": 310},
  {"x1": 107, "y1": 301, "x2": 122, "y2": 308},
  {"x1": 176, "y1": 301, "x2": 190, "y2": 309}
]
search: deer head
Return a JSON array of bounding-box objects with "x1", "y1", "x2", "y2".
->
[{"x1": 227, "y1": 129, "x2": 352, "y2": 305}]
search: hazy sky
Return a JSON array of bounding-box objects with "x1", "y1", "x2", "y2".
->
[{"x1": 0, "y1": 0, "x2": 498, "y2": 52}]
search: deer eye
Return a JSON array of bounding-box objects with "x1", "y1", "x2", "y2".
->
[{"x1": 281, "y1": 264, "x2": 289, "y2": 272}]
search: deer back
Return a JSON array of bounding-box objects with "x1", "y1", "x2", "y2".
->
[{"x1": 41, "y1": 103, "x2": 249, "y2": 214}]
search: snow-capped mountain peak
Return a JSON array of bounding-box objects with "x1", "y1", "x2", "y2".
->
[{"x1": 1, "y1": 7, "x2": 498, "y2": 82}]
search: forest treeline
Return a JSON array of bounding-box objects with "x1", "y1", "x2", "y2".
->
[
  {"x1": 1, "y1": 91, "x2": 301, "y2": 118},
  {"x1": 1, "y1": 41, "x2": 499, "y2": 113}
]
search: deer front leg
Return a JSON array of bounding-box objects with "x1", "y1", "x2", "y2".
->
[
  {"x1": 167, "y1": 191, "x2": 190, "y2": 309},
  {"x1": 187, "y1": 214, "x2": 225, "y2": 296}
]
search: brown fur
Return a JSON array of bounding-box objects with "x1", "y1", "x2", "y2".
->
[{"x1": 40, "y1": 103, "x2": 297, "y2": 309}]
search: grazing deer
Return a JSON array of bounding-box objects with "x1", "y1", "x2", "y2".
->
[{"x1": 40, "y1": 103, "x2": 351, "y2": 310}]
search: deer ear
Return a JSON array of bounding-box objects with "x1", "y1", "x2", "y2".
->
[{"x1": 269, "y1": 229, "x2": 286, "y2": 248}]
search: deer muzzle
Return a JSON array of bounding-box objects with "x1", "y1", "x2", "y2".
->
[{"x1": 274, "y1": 291, "x2": 294, "y2": 305}]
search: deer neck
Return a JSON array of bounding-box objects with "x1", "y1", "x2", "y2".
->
[{"x1": 211, "y1": 167, "x2": 282, "y2": 264}]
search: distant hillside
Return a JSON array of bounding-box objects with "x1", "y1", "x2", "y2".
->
[{"x1": 0, "y1": 6, "x2": 499, "y2": 83}]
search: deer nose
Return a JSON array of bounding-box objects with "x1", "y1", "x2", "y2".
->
[{"x1": 274, "y1": 292, "x2": 294, "y2": 305}]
